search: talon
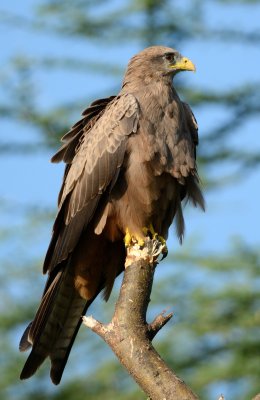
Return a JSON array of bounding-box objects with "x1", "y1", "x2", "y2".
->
[
  {"x1": 161, "y1": 244, "x2": 168, "y2": 260},
  {"x1": 144, "y1": 224, "x2": 168, "y2": 258},
  {"x1": 158, "y1": 235, "x2": 168, "y2": 259}
]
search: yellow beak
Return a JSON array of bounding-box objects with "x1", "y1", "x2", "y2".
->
[{"x1": 171, "y1": 56, "x2": 196, "y2": 72}]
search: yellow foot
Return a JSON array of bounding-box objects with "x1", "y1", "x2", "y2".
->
[
  {"x1": 143, "y1": 224, "x2": 166, "y2": 244},
  {"x1": 124, "y1": 228, "x2": 132, "y2": 247},
  {"x1": 143, "y1": 224, "x2": 168, "y2": 258},
  {"x1": 124, "y1": 228, "x2": 145, "y2": 248},
  {"x1": 124, "y1": 226, "x2": 168, "y2": 260}
]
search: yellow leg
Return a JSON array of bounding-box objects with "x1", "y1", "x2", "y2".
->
[
  {"x1": 124, "y1": 228, "x2": 145, "y2": 248},
  {"x1": 143, "y1": 224, "x2": 166, "y2": 245},
  {"x1": 124, "y1": 225, "x2": 168, "y2": 259},
  {"x1": 143, "y1": 224, "x2": 168, "y2": 257},
  {"x1": 124, "y1": 228, "x2": 132, "y2": 247}
]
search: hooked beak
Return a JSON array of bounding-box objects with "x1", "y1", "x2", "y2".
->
[{"x1": 170, "y1": 56, "x2": 196, "y2": 72}]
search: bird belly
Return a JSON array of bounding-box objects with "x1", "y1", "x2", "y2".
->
[
  {"x1": 106, "y1": 167, "x2": 179, "y2": 241},
  {"x1": 100, "y1": 130, "x2": 183, "y2": 241}
]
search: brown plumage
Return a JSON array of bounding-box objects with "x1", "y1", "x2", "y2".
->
[{"x1": 19, "y1": 46, "x2": 204, "y2": 384}]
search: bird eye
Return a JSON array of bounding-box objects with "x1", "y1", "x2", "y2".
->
[{"x1": 164, "y1": 53, "x2": 175, "y2": 62}]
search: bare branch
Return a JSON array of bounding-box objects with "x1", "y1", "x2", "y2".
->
[
  {"x1": 147, "y1": 311, "x2": 174, "y2": 341},
  {"x1": 83, "y1": 237, "x2": 198, "y2": 400}
]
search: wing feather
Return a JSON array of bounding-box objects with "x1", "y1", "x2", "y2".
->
[
  {"x1": 181, "y1": 101, "x2": 205, "y2": 210},
  {"x1": 44, "y1": 93, "x2": 139, "y2": 273},
  {"x1": 182, "y1": 102, "x2": 199, "y2": 148},
  {"x1": 51, "y1": 96, "x2": 115, "y2": 164}
]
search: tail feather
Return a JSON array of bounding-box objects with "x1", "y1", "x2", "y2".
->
[
  {"x1": 49, "y1": 301, "x2": 89, "y2": 385},
  {"x1": 20, "y1": 231, "x2": 126, "y2": 384},
  {"x1": 20, "y1": 264, "x2": 88, "y2": 383},
  {"x1": 49, "y1": 289, "x2": 89, "y2": 384},
  {"x1": 28, "y1": 270, "x2": 63, "y2": 347}
]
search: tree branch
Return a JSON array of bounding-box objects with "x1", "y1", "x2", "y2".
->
[{"x1": 83, "y1": 237, "x2": 198, "y2": 400}]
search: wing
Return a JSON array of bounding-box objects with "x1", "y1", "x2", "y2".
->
[
  {"x1": 182, "y1": 101, "x2": 199, "y2": 154},
  {"x1": 181, "y1": 101, "x2": 205, "y2": 210},
  {"x1": 44, "y1": 93, "x2": 139, "y2": 274},
  {"x1": 51, "y1": 96, "x2": 115, "y2": 166}
]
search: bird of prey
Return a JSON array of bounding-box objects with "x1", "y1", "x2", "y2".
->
[{"x1": 19, "y1": 46, "x2": 204, "y2": 384}]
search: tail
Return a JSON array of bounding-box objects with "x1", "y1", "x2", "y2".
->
[{"x1": 19, "y1": 262, "x2": 91, "y2": 385}]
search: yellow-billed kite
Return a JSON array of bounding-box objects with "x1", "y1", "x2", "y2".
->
[{"x1": 20, "y1": 46, "x2": 204, "y2": 384}]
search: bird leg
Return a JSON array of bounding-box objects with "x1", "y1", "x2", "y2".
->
[
  {"x1": 124, "y1": 228, "x2": 145, "y2": 248},
  {"x1": 124, "y1": 225, "x2": 168, "y2": 259},
  {"x1": 143, "y1": 224, "x2": 168, "y2": 259}
]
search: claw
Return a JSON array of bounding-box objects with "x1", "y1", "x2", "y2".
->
[
  {"x1": 161, "y1": 244, "x2": 168, "y2": 260},
  {"x1": 145, "y1": 224, "x2": 168, "y2": 259}
]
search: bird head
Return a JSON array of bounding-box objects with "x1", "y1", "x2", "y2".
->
[
  {"x1": 123, "y1": 46, "x2": 196, "y2": 86},
  {"x1": 141, "y1": 46, "x2": 196, "y2": 76}
]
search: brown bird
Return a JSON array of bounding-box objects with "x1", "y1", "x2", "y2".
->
[{"x1": 19, "y1": 46, "x2": 204, "y2": 384}]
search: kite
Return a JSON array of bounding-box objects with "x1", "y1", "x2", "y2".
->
[{"x1": 19, "y1": 46, "x2": 205, "y2": 384}]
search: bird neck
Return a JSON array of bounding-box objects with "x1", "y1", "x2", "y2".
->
[
  {"x1": 120, "y1": 74, "x2": 175, "y2": 109},
  {"x1": 121, "y1": 71, "x2": 173, "y2": 97}
]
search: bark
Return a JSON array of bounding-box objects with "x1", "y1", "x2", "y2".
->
[{"x1": 83, "y1": 238, "x2": 198, "y2": 400}]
